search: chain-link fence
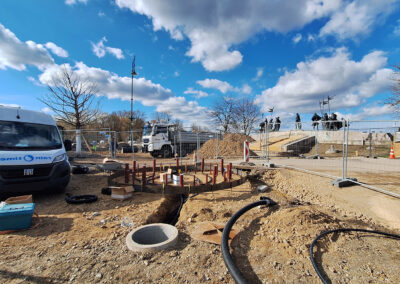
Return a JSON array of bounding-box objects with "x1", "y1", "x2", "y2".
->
[
  {"x1": 248, "y1": 119, "x2": 400, "y2": 198},
  {"x1": 60, "y1": 129, "x2": 117, "y2": 158}
]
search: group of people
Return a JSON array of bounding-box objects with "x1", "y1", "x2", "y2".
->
[
  {"x1": 259, "y1": 117, "x2": 281, "y2": 132},
  {"x1": 311, "y1": 112, "x2": 346, "y2": 131},
  {"x1": 260, "y1": 112, "x2": 346, "y2": 132}
]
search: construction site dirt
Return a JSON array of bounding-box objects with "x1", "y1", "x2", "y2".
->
[{"x1": 1, "y1": 156, "x2": 399, "y2": 283}]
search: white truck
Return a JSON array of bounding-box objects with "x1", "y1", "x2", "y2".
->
[
  {"x1": 0, "y1": 106, "x2": 71, "y2": 193},
  {"x1": 141, "y1": 122, "x2": 218, "y2": 158}
]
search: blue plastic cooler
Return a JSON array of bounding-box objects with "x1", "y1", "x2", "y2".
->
[{"x1": 0, "y1": 203, "x2": 35, "y2": 231}]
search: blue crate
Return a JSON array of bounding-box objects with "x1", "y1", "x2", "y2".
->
[{"x1": 0, "y1": 203, "x2": 35, "y2": 231}]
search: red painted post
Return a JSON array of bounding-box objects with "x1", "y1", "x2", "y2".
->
[
  {"x1": 221, "y1": 159, "x2": 224, "y2": 174},
  {"x1": 205, "y1": 174, "x2": 208, "y2": 185},
  {"x1": 176, "y1": 159, "x2": 179, "y2": 171},
  {"x1": 201, "y1": 158, "x2": 204, "y2": 172},
  {"x1": 153, "y1": 159, "x2": 156, "y2": 173},
  {"x1": 213, "y1": 165, "x2": 217, "y2": 185},
  {"x1": 142, "y1": 166, "x2": 146, "y2": 186},
  {"x1": 193, "y1": 175, "x2": 196, "y2": 186},
  {"x1": 132, "y1": 161, "x2": 136, "y2": 184},
  {"x1": 179, "y1": 174, "x2": 184, "y2": 187},
  {"x1": 229, "y1": 163, "x2": 232, "y2": 180},
  {"x1": 223, "y1": 171, "x2": 227, "y2": 182},
  {"x1": 125, "y1": 163, "x2": 129, "y2": 183},
  {"x1": 216, "y1": 164, "x2": 218, "y2": 176}
]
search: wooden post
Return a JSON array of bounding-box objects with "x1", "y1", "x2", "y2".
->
[
  {"x1": 221, "y1": 159, "x2": 224, "y2": 174},
  {"x1": 136, "y1": 163, "x2": 139, "y2": 177},
  {"x1": 205, "y1": 174, "x2": 208, "y2": 185},
  {"x1": 142, "y1": 166, "x2": 146, "y2": 187},
  {"x1": 176, "y1": 159, "x2": 179, "y2": 171},
  {"x1": 193, "y1": 175, "x2": 196, "y2": 186},
  {"x1": 153, "y1": 159, "x2": 156, "y2": 173},
  {"x1": 179, "y1": 174, "x2": 184, "y2": 187},
  {"x1": 201, "y1": 158, "x2": 204, "y2": 172},
  {"x1": 152, "y1": 171, "x2": 155, "y2": 185},
  {"x1": 213, "y1": 165, "x2": 217, "y2": 185},
  {"x1": 223, "y1": 171, "x2": 227, "y2": 182},
  {"x1": 132, "y1": 161, "x2": 136, "y2": 184},
  {"x1": 185, "y1": 163, "x2": 188, "y2": 173},
  {"x1": 209, "y1": 163, "x2": 212, "y2": 174},
  {"x1": 160, "y1": 163, "x2": 163, "y2": 173},
  {"x1": 125, "y1": 163, "x2": 129, "y2": 184},
  {"x1": 228, "y1": 163, "x2": 232, "y2": 180}
]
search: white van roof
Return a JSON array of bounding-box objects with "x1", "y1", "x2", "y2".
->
[{"x1": 0, "y1": 106, "x2": 56, "y2": 126}]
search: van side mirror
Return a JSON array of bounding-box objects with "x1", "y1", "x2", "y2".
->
[{"x1": 64, "y1": 139, "x2": 72, "y2": 151}]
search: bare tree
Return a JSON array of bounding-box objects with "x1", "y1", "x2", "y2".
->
[
  {"x1": 210, "y1": 96, "x2": 236, "y2": 133},
  {"x1": 40, "y1": 66, "x2": 100, "y2": 129},
  {"x1": 152, "y1": 111, "x2": 172, "y2": 123},
  {"x1": 231, "y1": 98, "x2": 261, "y2": 135},
  {"x1": 388, "y1": 65, "x2": 400, "y2": 115}
]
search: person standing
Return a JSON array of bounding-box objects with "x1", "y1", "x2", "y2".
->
[
  {"x1": 295, "y1": 113, "x2": 301, "y2": 130},
  {"x1": 273, "y1": 117, "x2": 281, "y2": 131}
]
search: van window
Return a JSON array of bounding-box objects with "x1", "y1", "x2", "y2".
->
[{"x1": 0, "y1": 121, "x2": 62, "y2": 150}]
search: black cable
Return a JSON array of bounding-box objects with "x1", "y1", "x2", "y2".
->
[
  {"x1": 310, "y1": 228, "x2": 400, "y2": 284},
  {"x1": 221, "y1": 197, "x2": 277, "y2": 284}
]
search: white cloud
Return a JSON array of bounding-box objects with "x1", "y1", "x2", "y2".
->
[
  {"x1": 91, "y1": 37, "x2": 125, "y2": 59},
  {"x1": 41, "y1": 107, "x2": 52, "y2": 114},
  {"x1": 255, "y1": 48, "x2": 392, "y2": 113},
  {"x1": 0, "y1": 102, "x2": 20, "y2": 108},
  {"x1": 115, "y1": 0, "x2": 342, "y2": 71},
  {"x1": 98, "y1": 11, "x2": 105, "y2": 17},
  {"x1": 320, "y1": 0, "x2": 397, "y2": 40},
  {"x1": 44, "y1": 42, "x2": 68, "y2": 58},
  {"x1": 184, "y1": 88, "x2": 208, "y2": 99},
  {"x1": 292, "y1": 33, "x2": 302, "y2": 44},
  {"x1": 27, "y1": 76, "x2": 45, "y2": 87},
  {"x1": 0, "y1": 23, "x2": 54, "y2": 71},
  {"x1": 174, "y1": 71, "x2": 179, "y2": 77},
  {"x1": 156, "y1": 96, "x2": 211, "y2": 126},
  {"x1": 197, "y1": 78, "x2": 233, "y2": 93},
  {"x1": 252, "y1": 67, "x2": 263, "y2": 81},
  {"x1": 196, "y1": 78, "x2": 252, "y2": 94},
  {"x1": 37, "y1": 62, "x2": 213, "y2": 125},
  {"x1": 394, "y1": 19, "x2": 400, "y2": 36},
  {"x1": 241, "y1": 83, "x2": 252, "y2": 94},
  {"x1": 65, "y1": 0, "x2": 87, "y2": 5}
]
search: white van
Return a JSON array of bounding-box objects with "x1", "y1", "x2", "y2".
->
[{"x1": 0, "y1": 106, "x2": 71, "y2": 193}]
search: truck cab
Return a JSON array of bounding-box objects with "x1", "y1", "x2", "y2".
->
[
  {"x1": 0, "y1": 106, "x2": 71, "y2": 193},
  {"x1": 142, "y1": 122, "x2": 173, "y2": 158}
]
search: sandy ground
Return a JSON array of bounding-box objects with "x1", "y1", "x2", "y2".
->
[{"x1": 1, "y1": 158, "x2": 399, "y2": 283}]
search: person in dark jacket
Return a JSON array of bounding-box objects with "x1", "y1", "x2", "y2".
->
[
  {"x1": 273, "y1": 117, "x2": 281, "y2": 131},
  {"x1": 311, "y1": 113, "x2": 321, "y2": 130},
  {"x1": 295, "y1": 113, "x2": 301, "y2": 130}
]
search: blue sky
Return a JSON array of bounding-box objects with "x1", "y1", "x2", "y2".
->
[{"x1": 1, "y1": 0, "x2": 400, "y2": 127}]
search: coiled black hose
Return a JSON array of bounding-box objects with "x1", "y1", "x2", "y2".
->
[
  {"x1": 221, "y1": 197, "x2": 277, "y2": 284},
  {"x1": 310, "y1": 228, "x2": 400, "y2": 284}
]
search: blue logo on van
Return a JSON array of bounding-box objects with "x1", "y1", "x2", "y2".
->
[{"x1": 24, "y1": 155, "x2": 34, "y2": 162}]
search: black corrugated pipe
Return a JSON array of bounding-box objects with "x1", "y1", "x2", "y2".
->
[
  {"x1": 221, "y1": 197, "x2": 277, "y2": 284},
  {"x1": 310, "y1": 228, "x2": 400, "y2": 284}
]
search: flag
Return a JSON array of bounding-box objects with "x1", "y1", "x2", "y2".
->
[{"x1": 131, "y1": 56, "x2": 137, "y2": 76}]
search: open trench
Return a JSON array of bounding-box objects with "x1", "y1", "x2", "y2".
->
[{"x1": 145, "y1": 194, "x2": 188, "y2": 225}]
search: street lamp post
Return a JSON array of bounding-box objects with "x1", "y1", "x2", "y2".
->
[{"x1": 130, "y1": 56, "x2": 137, "y2": 161}]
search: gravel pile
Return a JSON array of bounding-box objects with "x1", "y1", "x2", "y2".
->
[{"x1": 197, "y1": 133, "x2": 256, "y2": 158}]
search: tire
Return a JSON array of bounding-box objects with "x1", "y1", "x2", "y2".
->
[{"x1": 161, "y1": 146, "x2": 172, "y2": 158}]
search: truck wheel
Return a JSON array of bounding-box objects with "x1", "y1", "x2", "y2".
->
[{"x1": 161, "y1": 146, "x2": 172, "y2": 158}]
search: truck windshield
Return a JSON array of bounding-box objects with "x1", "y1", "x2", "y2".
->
[
  {"x1": 143, "y1": 125, "x2": 153, "y2": 136},
  {"x1": 0, "y1": 121, "x2": 62, "y2": 150}
]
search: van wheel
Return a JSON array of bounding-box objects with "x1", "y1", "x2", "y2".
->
[{"x1": 161, "y1": 146, "x2": 172, "y2": 158}]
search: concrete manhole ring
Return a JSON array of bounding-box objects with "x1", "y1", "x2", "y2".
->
[{"x1": 126, "y1": 223, "x2": 178, "y2": 252}]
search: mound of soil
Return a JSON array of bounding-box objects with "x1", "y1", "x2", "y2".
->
[{"x1": 197, "y1": 133, "x2": 257, "y2": 158}]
